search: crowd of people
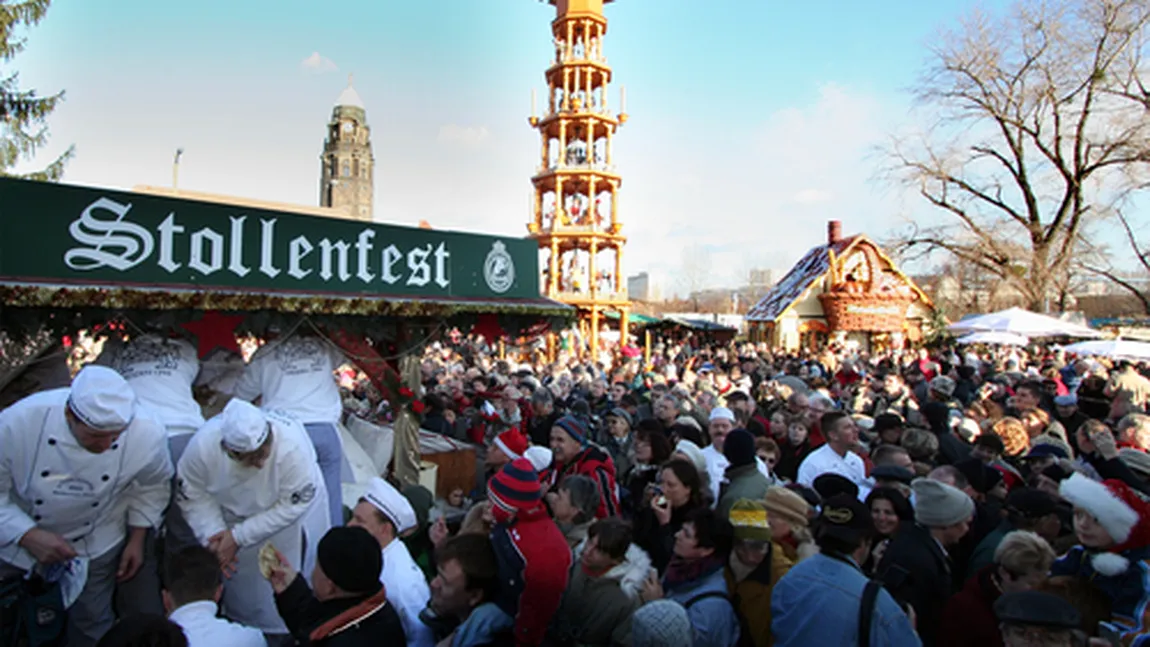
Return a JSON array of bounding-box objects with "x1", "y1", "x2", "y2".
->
[{"x1": 3, "y1": 328, "x2": 1150, "y2": 647}]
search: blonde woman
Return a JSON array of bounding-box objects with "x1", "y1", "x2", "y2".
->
[{"x1": 939, "y1": 530, "x2": 1055, "y2": 647}]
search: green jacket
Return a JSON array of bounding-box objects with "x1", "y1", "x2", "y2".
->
[
  {"x1": 718, "y1": 464, "x2": 771, "y2": 518},
  {"x1": 551, "y1": 543, "x2": 652, "y2": 646}
]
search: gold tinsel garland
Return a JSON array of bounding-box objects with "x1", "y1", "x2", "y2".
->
[{"x1": 0, "y1": 284, "x2": 572, "y2": 318}]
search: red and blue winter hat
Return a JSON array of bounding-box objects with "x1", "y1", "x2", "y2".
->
[
  {"x1": 554, "y1": 415, "x2": 589, "y2": 446},
  {"x1": 488, "y1": 458, "x2": 543, "y2": 514}
]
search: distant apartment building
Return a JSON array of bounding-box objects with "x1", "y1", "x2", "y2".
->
[{"x1": 628, "y1": 272, "x2": 662, "y2": 302}]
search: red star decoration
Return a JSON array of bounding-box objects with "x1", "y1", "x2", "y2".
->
[
  {"x1": 471, "y1": 314, "x2": 504, "y2": 342},
  {"x1": 181, "y1": 311, "x2": 244, "y2": 359}
]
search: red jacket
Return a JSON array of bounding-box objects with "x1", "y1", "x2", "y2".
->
[
  {"x1": 543, "y1": 445, "x2": 620, "y2": 519},
  {"x1": 937, "y1": 565, "x2": 1003, "y2": 647},
  {"x1": 491, "y1": 506, "x2": 572, "y2": 647}
]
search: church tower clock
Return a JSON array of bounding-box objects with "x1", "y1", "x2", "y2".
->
[{"x1": 320, "y1": 75, "x2": 374, "y2": 221}]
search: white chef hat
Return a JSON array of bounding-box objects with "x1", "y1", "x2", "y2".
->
[
  {"x1": 363, "y1": 477, "x2": 417, "y2": 534},
  {"x1": 220, "y1": 400, "x2": 270, "y2": 453},
  {"x1": 709, "y1": 407, "x2": 735, "y2": 423},
  {"x1": 68, "y1": 366, "x2": 136, "y2": 432}
]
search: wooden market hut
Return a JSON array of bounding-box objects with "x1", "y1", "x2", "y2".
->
[{"x1": 745, "y1": 220, "x2": 935, "y2": 352}]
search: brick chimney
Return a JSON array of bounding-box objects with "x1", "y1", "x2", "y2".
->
[{"x1": 827, "y1": 220, "x2": 842, "y2": 245}]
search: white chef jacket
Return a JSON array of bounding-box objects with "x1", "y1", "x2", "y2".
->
[
  {"x1": 177, "y1": 408, "x2": 330, "y2": 633},
  {"x1": 702, "y1": 445, "x2": 773, "y2": 506},
  {"x1": 233, "y1": 336, "x2": 344, "y2": 424},
  {"x1": 0, "y1": 389, "x2": 172, "y2": 570},
  {"x1": 102, "y1": 335, "x2": 204, "y2": 435},
  {"x1": 176, "y1": 408, "x2": 327, "y2": 549},
  {"x1": 381, "y1": 538, "x2": 435, "y2": 647},
  {"x1": 796, "y1": 444, "x2": 872, "y2": 499},
  {"x1": 168, "y1": 600, "x2": 265, "y2": 647}
]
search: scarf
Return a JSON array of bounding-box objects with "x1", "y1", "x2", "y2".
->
[
  {"x1": 663, "y1": 553, "x2": 725, "y2": 590},
  {"x1": 308, "y1": 587, "x2": 389, "y2": 642}
]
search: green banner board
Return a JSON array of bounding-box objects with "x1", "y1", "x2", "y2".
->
[{"x1": 0, "y1": 179, "x2": 539, "y2": 301}]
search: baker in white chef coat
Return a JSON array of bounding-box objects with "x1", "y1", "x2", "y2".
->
[
  {"x1": 99, "y1": 332, "x2": 204, "y2": 550},
  {"x1": 347, "y1": 477, "x2": 435, "y2": 647},
  {"x1": 233, "y1": 332, "x2": 347, "y2": 526},
  {"x1": 0, "y1": 365, "x2": 173, "y2": 647},
  {"x1": 176, "y1": 399, "x2": 330, "y2": 638}
]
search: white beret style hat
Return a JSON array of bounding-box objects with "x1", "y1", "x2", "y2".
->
[
  {"x1": 364, "y1": 477, "x2": 417, "y2": 533},
  {"x1": 68, "y1": 365, "x2": 136, "y2": 432},
  {"x1": 220, "y1": 400, "x2": 270, "y2": 453}
]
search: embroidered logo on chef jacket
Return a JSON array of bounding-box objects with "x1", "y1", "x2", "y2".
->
[
  {"x1": 52, "y1": 478, "x2": 96, "y2": 499},
  {"x1": 291, "y1": 484, "x2": 316, "y2": 505},
  {"x1": 273, "y1": 338, "x2": 327, "y2": 376}
]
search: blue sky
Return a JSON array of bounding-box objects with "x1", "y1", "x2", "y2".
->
[{"x1": 16, "y1": 0, "x2": 1009, "y2": 294}]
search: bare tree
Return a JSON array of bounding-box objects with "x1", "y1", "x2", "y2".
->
[
  {"x1": 675, "y1": 243, "x2": 712, "y2": 308},
  {"x1": 887, "y1": 0, "x2": 1150, "y2": 312},
  {"x1": 1081, "y1": 209, "x2": 1150, "y2": 312}
]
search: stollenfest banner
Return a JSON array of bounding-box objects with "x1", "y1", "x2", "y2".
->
[{"x1": 0, "y1": 178, "x2": 538, "y2": 301}]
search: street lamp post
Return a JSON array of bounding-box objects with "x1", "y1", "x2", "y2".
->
[{"x1": 173, "y1": 148, "x2": 184, "y2": 191}]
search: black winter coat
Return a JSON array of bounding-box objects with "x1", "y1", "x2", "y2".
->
[
  {"x1": 274, "y1": 576, "x2": 407, "y2": 647},
  {"x1": 875, "y1": 522, "x2": 954, "y2": 647}
]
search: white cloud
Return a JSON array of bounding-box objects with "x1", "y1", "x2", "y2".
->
[
  {"x1": 792, "y1": 188, "x2": 833, "y2": 204},
  {"x1": 436, "y1": 124, "x2": 491, "y2": 148},
  {"x1": 300, "y1": 52, "x2": 337, "y2": 74},
  {"x1": 619, "y1": 83, "x2": 914, "y2": 293}
]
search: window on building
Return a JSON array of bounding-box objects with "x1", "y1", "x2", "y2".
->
[
  {"x1": 353, "y1": 159, "x2": 359, "y2": 178},
  {"x1": 342, "y1": 161, "x2": 350, "y2": 177}
]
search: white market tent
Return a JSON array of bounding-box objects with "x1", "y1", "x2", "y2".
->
[
  {"x1": 1061, "y1": 339, "x2": 1150, "y2": 361},
  {"x1": 955, "y1": 331, "x2": 1030, "y2": 346},
  {"x1": 948, "y1": 307, "x2": 1103, "y2": 339}
]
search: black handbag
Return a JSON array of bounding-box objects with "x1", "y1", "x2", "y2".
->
[{"x1": 0, "y1": 573, "x2": 66, "y2": 647}]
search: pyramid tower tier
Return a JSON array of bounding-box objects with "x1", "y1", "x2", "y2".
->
[
  {"x1": 537, "y1": 235, "x2": 628, "y2": 305},
  {"x1": 533, "y1": 117, "x2": 621, "y2": 182}
]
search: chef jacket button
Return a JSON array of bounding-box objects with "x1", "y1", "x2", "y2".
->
[
  {"x1": 33, "y1": 515, "x2": 41, "y2": 521},
  {"x1": 47, "y1": 438, "x2": 56, "y2": 445},
  {"x1": 101, "y1": 475, "x2": 110, "y2": 481},
  {"x1": 111, "y1": 443, "x2": 119, "y2": 450},
  {"x1": 40, "y1": 470, "x2": 49, "y2": 478},
  {"x1": 34, "y1": 499, "x2": 43, "y2": 506},
  {"x1": 91, "y1": 502, "x2": 99, "y2": 508}
]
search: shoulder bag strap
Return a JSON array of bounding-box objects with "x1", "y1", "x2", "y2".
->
[{"x1": 858, "y1": 579, "x2": 882, "y2": 647}]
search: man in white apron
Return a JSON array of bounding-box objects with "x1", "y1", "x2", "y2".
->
[
  {"x1": 0, "y1": 365, "x2": 173, "y2": 647},
  {"x1": 176, "y1": 399, "x2": 330, "y2": 639},
  {"x1": 99, "y1": 333, "x2": 204, "y2": 550},
  {"x1": 348, "y1": 477, "x2": 435, "y2": 647},
  {"x1": 233, "y1": 332, "x2": 347, "y2": 526}
]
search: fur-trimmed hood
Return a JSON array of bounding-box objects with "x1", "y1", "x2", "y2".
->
[
  {"x1": 573, "y1": 541, "x2": 653, "y2": 600},
  {"x1": 603, "y1": 544, "x2": 653, "y2": 600}
]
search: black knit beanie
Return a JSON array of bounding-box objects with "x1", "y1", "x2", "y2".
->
[{"x1": 317, "y1": 526, "x2": 382, "y2": 594}]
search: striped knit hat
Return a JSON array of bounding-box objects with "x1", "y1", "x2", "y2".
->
[
  {"x1": 488, "y1": 458, "x2": 543, "y2": 515},
  {"x1": 554, "y1": 416, "x2": 589, "y2": 446}
]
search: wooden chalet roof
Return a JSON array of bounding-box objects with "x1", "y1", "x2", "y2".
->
[{"x1": 745, "y1": 234, "x2": 931, "y2": 323}]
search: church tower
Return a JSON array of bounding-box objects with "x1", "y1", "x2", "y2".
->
[
  {"x1": 320, "y1": 75, "x2": 374, "y2": 221},
  {"x1": 528, "y1": 0, "x2": 630, "y2": 358}
]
